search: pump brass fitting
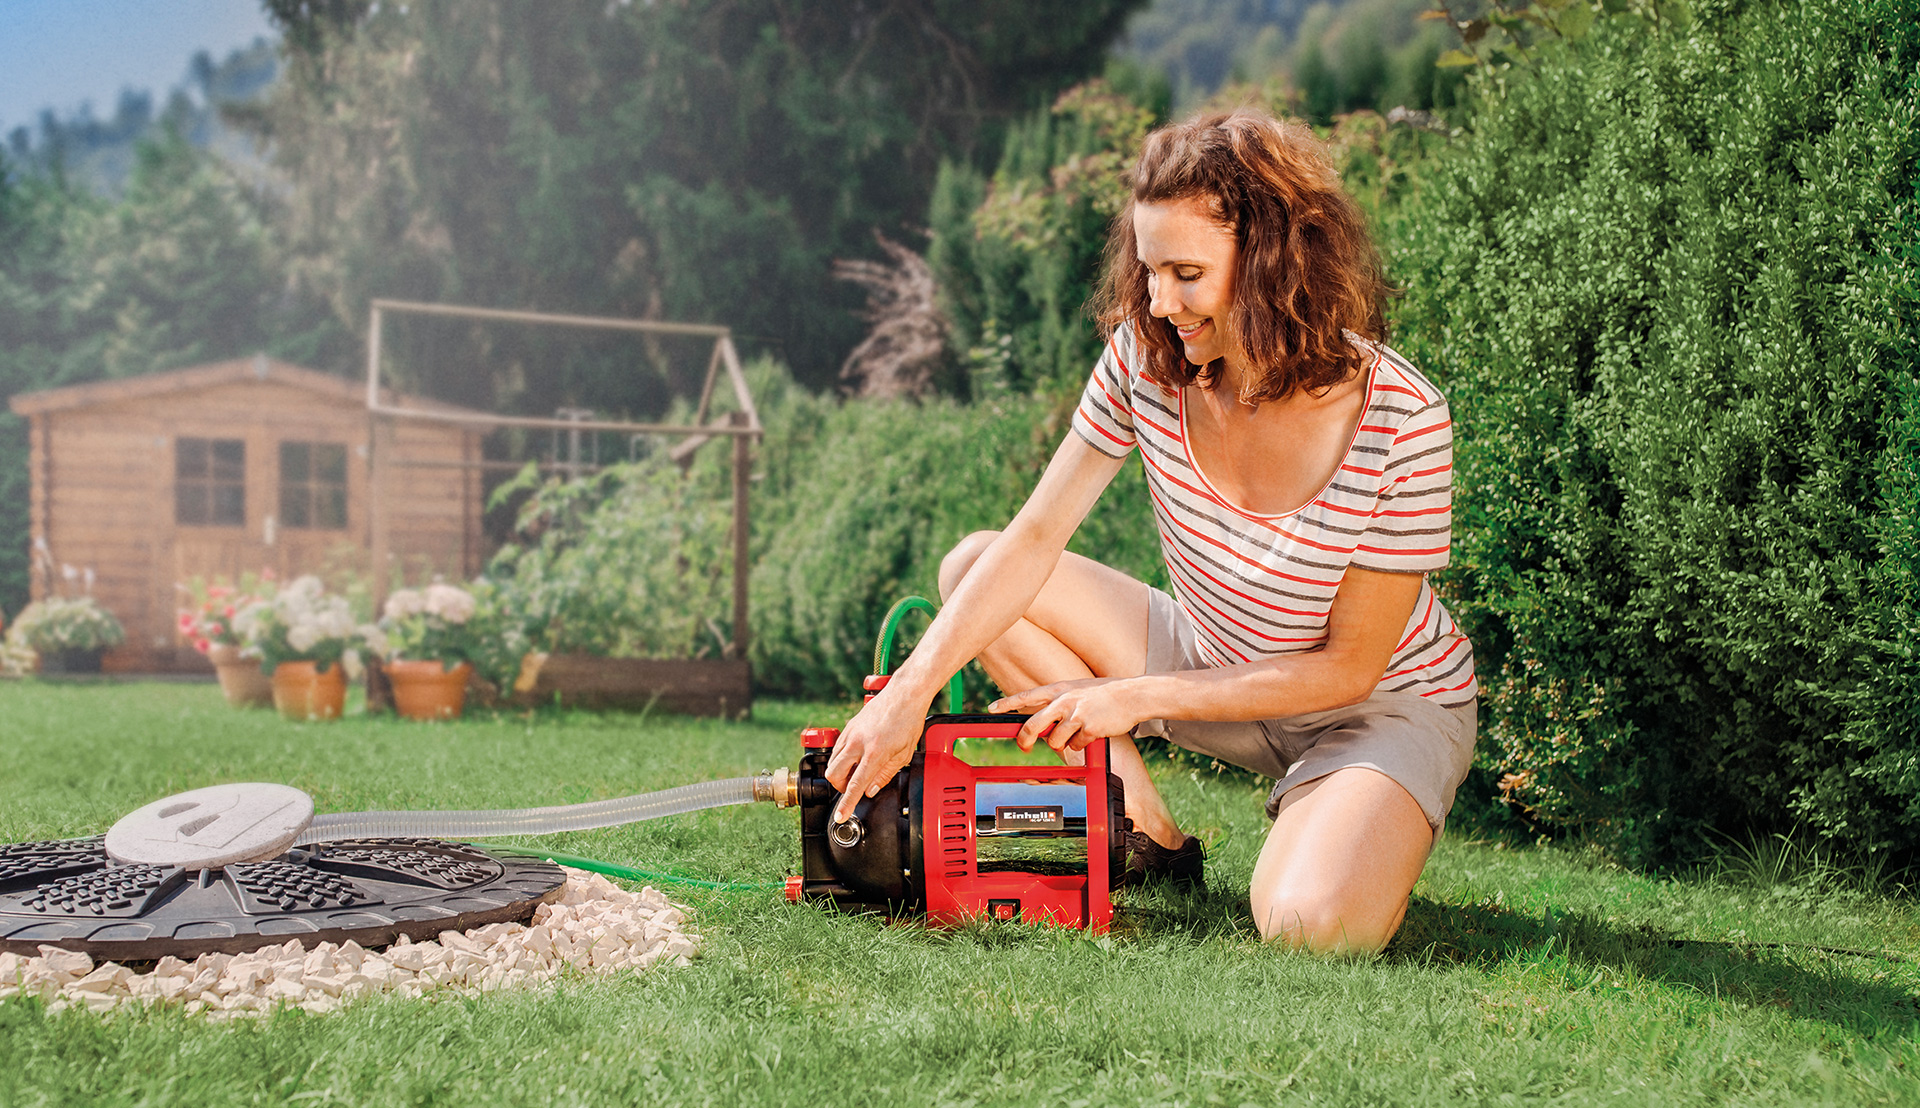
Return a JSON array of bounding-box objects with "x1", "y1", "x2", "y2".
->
[{"x1": 753, "y1": 767, "x2": 798, "y2": 808}]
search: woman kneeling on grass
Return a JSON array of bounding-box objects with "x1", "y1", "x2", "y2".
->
[{"x1": 827, "y1": 108, "x2": 1478, "y2": 954}]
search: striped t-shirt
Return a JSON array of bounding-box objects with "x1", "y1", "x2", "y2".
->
[{"x1": 1071, "y1": 327, "x2": 1477, "y2": 708}]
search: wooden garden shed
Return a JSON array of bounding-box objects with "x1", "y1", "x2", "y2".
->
[{"x1": 9, "y1": 355, "x2": 485, "y2": 673}]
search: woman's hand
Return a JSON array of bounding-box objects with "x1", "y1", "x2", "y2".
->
[
  {"x1": 824, "y1": 684, "x2": 934, "y2": 823},
  {"x1": 991, "y1": 677, "x2": 1143, "y2": 754}
]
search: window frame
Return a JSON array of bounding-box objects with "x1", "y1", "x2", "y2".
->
[
  {"x1": 175, "y1": 436, "x2": 247, "y2": 528},
  {"x1": 278, "y1": 440, "x2": 349, "y2": 531}
]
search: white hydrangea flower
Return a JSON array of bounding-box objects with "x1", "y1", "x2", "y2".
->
[
  {"x1": 383, "y1": 589, "x2": 426, "y2": 620},
  {"x1": 232, "y1": 600, "x2": 270, "y2": 640},
  {"x1": 424, "y1": 584, "x2": 476, "y2": 624},
  {"x1": 317, "y1": 601, "x2": 356, "y2": 639}
]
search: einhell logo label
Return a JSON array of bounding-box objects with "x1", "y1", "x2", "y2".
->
[{"x1": 993, "y1": 805, "x2": 1065, "y2": 832}]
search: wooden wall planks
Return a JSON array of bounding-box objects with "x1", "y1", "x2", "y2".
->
[{"x1": 14, "y1": 363, "x2": 482, "y2": 672}]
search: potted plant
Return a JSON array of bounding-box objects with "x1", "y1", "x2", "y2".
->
[
  {"x1": 10, "y1": 596, "x2": 125, "y2": 674},
  {"x1": 375, "y1": 583, "x2": 489, "y2": 720},
  {"x1": 178, "y1": 574, "x2": 276, "y2": 707},
  {"x1": 0, "y1": 615, "x2": 36, "y2": 678},
  {"x1": 233, "y1": 575, "x2": 378, "y2": 721}
]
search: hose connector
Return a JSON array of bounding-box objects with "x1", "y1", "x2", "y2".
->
[{"x1": 753, "y1": 767, "x2": 798, "y2": 808}]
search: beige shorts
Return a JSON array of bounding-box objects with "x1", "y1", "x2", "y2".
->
[{"x1": 1131, "y1": 587, "x2": 1478, "y2": 835}]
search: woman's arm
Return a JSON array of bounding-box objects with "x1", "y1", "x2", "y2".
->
[
  {"x1": 824, "y1": 433, "x2": 1126, "y2": 819},
  {"x1": 991, "y1": 565, "x2": 1424, "y2": 753}
]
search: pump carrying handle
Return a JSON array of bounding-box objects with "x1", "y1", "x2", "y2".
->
[{"x1": 873, "y1": 595, "x2": 964, "y2": 715}]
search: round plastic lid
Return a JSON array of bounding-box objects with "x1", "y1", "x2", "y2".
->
[{"x1": 105, "y1": 783, "x2": 315, "y2": 869}]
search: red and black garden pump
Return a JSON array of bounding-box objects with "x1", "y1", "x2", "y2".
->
[{"x1": 783, "y1": 598, "x2": 1128, "y2": 931}]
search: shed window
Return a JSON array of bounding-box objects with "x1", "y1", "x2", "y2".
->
[
  {"x1": 280, "y1": 441, "x2": 348, "y2": 530},
  {"x1": 176, "y1": 437, "x2": 246, "y2": 526}
]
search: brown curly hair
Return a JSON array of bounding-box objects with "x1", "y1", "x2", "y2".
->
[{"x1": 1092, "y1": 109, "x2": 1389, "y2": 403}]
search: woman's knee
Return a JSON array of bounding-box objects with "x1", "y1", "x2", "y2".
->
[
  {"x1": 938, "y1": 530, "x2": 1001, "y2": 601},
  {"x1": 1250, "y1": 889, "x2": 1398, "y2": 954}
]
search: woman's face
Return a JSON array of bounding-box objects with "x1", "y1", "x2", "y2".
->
[{"x1": 1134, "y1": 196, "x2": 1239, "y2": 368}]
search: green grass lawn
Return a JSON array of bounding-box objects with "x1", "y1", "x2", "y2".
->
[{"x1": 1, "y1": 680, "x2": 1916, "y2": 1106}]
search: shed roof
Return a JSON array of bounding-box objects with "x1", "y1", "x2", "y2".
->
[{"x1": 7, "y1": 354, "x2": 484, "y2": 419}]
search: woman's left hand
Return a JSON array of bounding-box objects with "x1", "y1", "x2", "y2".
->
[{"x1": 991, "y1": 678, "x2": 1142, "y2": 753}]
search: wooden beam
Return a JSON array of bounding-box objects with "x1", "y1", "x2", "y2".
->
[
  {"x1": 731, "y1": 410, "x2": 751, "y2": 663},
  {"x1": 369, "y1": 298, "x2": 730, "y2": 338},
  {"x1": 693, "y1": 339, "x2": 723, "y2": 427},
  {"x1": 27, "y1": 414, "x2": 46, "y2": 602},
  {"x1": 719, "y1": 335, "x2": 763, "y2": 433},
  {"x1": 369, "y1": 414, "x2": 392, "y2": 603},
  {"x1": 364, "y1": 403, "x2": 756, "y2": 437},
  {"x1": 366, "y1": 304, "x2": 387, "y2": 604}
]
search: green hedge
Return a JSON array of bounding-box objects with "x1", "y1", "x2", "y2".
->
[
  {"x1": 1389, "y1": 0, "x2": 1920, "y2": 861},
  {"x1": 745, "y1": 367, "x2": 1167, "y2": 699}
]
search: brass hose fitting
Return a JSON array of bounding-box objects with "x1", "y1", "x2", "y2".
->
[{"x1": 752, "y1": 767, "x2": 797, "y2": 808}]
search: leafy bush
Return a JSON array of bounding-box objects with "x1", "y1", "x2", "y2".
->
[
  {"x1": 483, "y1": 455, "x2": 734, "y2": 662},
  {"x1": 9, "y1": 596, "x2": 124, "y2": 654},
  {"x1": 1388, "y1": 0, "x2": 1920, "y2": 861}
]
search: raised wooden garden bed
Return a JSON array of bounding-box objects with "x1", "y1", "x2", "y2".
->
[{"x1": 513, "y1": 654, "x2": 751, "y2": 718}]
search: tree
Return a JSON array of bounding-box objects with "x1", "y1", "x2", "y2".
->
[
  {"x1": 0, "y1": 133, "x2": 304, "y2": 619},
  {"x1": 0, "y1": 153, "x2": 81, "y2": 616},
  {"x1": 253, "y1": 0, "x2": 1146, "y2": 414}
]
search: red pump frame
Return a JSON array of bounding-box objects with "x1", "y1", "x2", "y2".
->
[{"x1": 918, "y1": 718, "x2": 1113, "y2": 933}]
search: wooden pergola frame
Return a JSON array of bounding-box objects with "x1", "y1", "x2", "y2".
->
[{"x1": 364, "y1": 298, "x2": 763, "y2": 659}]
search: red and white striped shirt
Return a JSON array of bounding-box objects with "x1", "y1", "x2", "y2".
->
[{"x1": 1071, "y1": 327, "x2": 1477, "y2": 708}]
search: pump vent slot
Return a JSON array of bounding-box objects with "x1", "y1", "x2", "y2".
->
[{"x1": 939, "y1": 791, "x2": 973, "y2": 879}]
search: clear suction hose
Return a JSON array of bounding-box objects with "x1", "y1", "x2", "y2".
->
[{"x1": 294, "y1": 773, "x2": 793, "y2": 845}]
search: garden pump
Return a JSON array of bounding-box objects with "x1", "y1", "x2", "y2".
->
[
  {"x1": 784, "y1": 713, "x2": 1127, "y2": 932},
  {"x1": 776, "y1": 595, "x2": 1129, "y2": 931}
]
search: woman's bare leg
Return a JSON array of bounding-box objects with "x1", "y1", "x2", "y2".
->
[
  {"x1": 938, "y1": 530, "x2": 1186, "y2": 849},
  {"x1": 1249, "y1": 767, "x2": 1432, "y2": 953}
]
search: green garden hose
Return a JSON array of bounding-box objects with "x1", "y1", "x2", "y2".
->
[{"x1": 874, "y1": 595, "x2": 963, "y2": 715}]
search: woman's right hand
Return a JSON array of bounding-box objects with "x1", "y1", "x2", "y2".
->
[{"x1": 823, "y1": 683, "x2": 935, "y2": 823}]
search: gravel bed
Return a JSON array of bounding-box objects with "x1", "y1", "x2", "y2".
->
[{"x1": 0, "y1": 868, "x2": 700, "y2": 1017}]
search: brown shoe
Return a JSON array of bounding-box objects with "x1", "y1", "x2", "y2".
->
[{"x1": 1122, "y1": 829, "x2": 1204, "y2": 889}]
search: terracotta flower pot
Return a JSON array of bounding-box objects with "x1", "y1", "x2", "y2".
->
[
  {"x1": 385, "y1": 659, "x2": 472, "y2": 721},
  {"x1": 208, "y1": 643, "x2": 274, "y2": 708},
  {"x1": 272, "y1": 660, "x2": 347, "y2": 721}
]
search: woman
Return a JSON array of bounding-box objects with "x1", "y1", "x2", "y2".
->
[{"x1": 826, "y1": 109, "x2": 1476, "y2": 954}]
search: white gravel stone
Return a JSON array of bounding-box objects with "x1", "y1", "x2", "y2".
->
[{"x1": 0, "y1": 868, "x2": 699, "y2": 1018}]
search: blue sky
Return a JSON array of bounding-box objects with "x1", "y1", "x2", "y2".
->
[{"x1": 0, "y1": 0, "x2": 277, "y2": 136}]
